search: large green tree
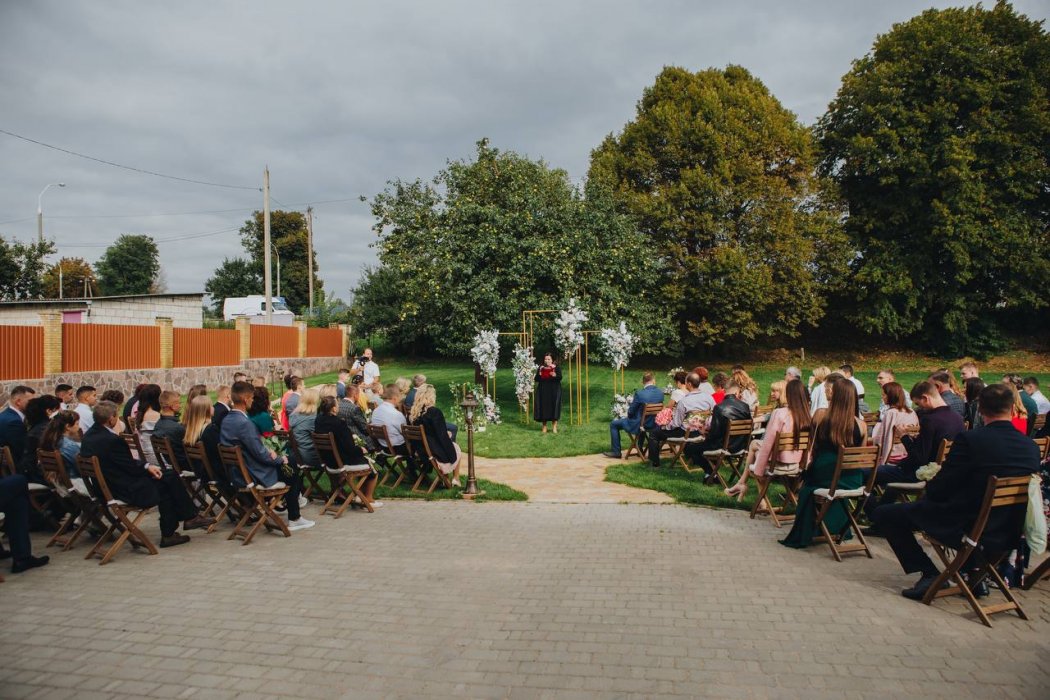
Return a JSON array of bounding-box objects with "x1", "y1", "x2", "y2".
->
[
  {"x1": 816, "y1": 1, "x2": 1050, "y2": 355},
  {"x1": 237, "y1": 210, "x2": 322, "y2": 313},
  {"x1": 355, "y1": 139, "x2": 674, "y2": 356},
  {"x1": 589, "y1": 65, "x2": 848, "y2": 351},
  {"x1": 94, "y1": 234, "x2": 161, "y2": 295},
  {"x1": 42, "y1": 257, "x2": 97, "y2": 298},
  {"x1": 0, "y1": 236, "x2": 55, "y2": 299},
  {"x1": 204, "y1": 257, "x2": 262, "y2": 314}
]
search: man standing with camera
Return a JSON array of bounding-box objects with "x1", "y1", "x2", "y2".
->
[{"x1": 351, "y1": 348, "x2": 381, "y2": 387}]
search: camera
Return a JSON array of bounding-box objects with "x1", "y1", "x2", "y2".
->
[
  {"x1": 356, "y1": 355, "x2": 369, "y2": 364},
  {"x1": 351, "y1": 374, "x2": 364, "y2": 385}
]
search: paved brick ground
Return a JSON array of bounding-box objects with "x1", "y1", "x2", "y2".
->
[
  {"x1": 2, "y1": 501, "x2": 1049, "y2": 699},
  {"x1": 474, "y1": 455, "x2": 674, "y2": 503}
]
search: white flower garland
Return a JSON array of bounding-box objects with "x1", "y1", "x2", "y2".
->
[
  {"x1": 553, "y1": 298, "x2": 587, "y2": 359},
  {"x1": 447, "y1": 382, "x2": 502, "y2": 432},
  {"x1": 470, "y1": 329, "x2": 500, "y2": 378},
  {"x1": 599, "y1": 321, "x2": 635, "y2": 370},
  {"x1": 511, "y1": 343, "x2": 538, "y2": 410},
  {"x1": 611, "y1": 393, "x2": 632, "y2": 419}
]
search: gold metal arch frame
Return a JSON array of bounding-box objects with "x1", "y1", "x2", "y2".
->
[{"x1": 519, "y1": 309, "x2": 591, "y2": 427}]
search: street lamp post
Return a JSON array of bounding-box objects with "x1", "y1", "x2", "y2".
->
[
  {"x1": 459, "y1": 391, "x2": 484, "y2": 499},
  {"x1": 270, "y1": 242, "x2": 281, "y2": 300},
  {"x1": 37, "y1": 182, "x2": 66, "y2": 243}
]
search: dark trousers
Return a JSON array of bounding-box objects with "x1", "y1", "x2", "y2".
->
[
  {"x1": 446, "y1": 422, "x2": 458, "y2": 441},
  {"x1": 649, "y1": 427, "x2": 684, "y2": 466},
  {"x1": 871, "y1": 501, "x2": 939, "y2": 577},
  {"x1": 0, "y1": 475, "x2": 33, "y2": 562},
  {"x1": 863, "y1": 464, "x2": 917, "y2": 519},
  {"x1": 155, "y1": 471, "x2": 198, "y2": 537},
  {"x1": 284, "y1": 469, "x2": 303, "y2": 521}
]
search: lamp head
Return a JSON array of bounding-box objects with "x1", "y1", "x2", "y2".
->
[{"x1": 57, "y1": 183, "x2": 66, "y2": 187}]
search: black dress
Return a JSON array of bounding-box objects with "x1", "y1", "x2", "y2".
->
[{"x1": 534, "y1": 364, "x2": 563, "y2": 422}]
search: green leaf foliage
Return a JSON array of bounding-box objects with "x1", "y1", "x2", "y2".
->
[
  {"x1": 94, "y1": 234, "x2": 160, "y2": 296},
  {"x1": 816, "y1": 1, "x2": 1050, "y2": 355},
  {"x1": 238, "y1": 210, "x2": 323, "y2": 314},
  {"x1": 356, "y1": 139, "x2": 674, "y2": 357},
  {"x1": 589, "y1": 65, "x2": 849, "y2": 352},
  {"x1": 0, "y1": 236, "x2": 56, "y2": 300},
  {"x1": 204, "y1": 257, "x2": 262, "y2": 314}
]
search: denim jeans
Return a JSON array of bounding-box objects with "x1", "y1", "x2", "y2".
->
[{"x1": 609, "y1": 418, "x2": 635, "y2": 455}]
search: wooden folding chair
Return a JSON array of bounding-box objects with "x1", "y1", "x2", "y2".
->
[
  {"x1": 367, "y1": 424, "x2": 408, "y2": 488},
  {"x1": 75, "y1": 455, "x2": 159, "y2": 565},
  {"x1": 183, "y1": 442, "x2": 242, "y2": 534},
  {"x1": 282, "y1": 430, "x2": 327, "y2": 501},
  {"x1": 0, "y1": 445, "x2": 14, "y2": 478},
  {"x1": 311, "y1": 432, "x2": 375, "y2": 517},
  {"x1": 1031, "y1": 436, "x2": 1049, "y2": 461},
  {"x1": 2, "y1": 445, "x2": 61, "y2": 529},
  {"x1": 862, "y1": 412, "x2": 879, "y2": 438},
  {"x1": 921, "y1": 475, "x2": 1031, "y2": 626},
  {"x1": 401, "y1": 424, "x2": 456, "y2": 494},
  {"x1": 697, "y1": 419, "x2": 754, "y2": 487},
  {"x1": 38, "y1": 449, "x2": 104, "y2": 551},
  {"x1": 624, "y1": 403, "x2": 664, "y2": 461},
  {"x1": 121, "y1": 432, "x2": 144, "y2": 461},
  {"x1": 1031, "y1": 413, "x2": 1046, "y2": 437},
  {"x1": 750, "y1": 429, "x2": 812, "y2": 528},
  {"x1": 150, "y1": 435, "x2": 209, "y2": 512},
  {"x1": 666, "y1": 431, "x2": 706, "y2": 471},
  {"x1": 217, "y1": 445, "x2": 291, "y2": 545},
  {"x1": 810, "y1": 445, "x2": 881, "y2": 561}
]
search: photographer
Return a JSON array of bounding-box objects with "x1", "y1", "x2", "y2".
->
[{"x1": 351, "y1": 348, "x2": 381, "y2": 387}]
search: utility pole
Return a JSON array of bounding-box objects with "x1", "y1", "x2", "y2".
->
[
  {"x1": 306, "y1": 206, "x2": 314, "y2": 318},
  {"x1": 263, "y1": 167, "x2": 272, "y2": 324}
]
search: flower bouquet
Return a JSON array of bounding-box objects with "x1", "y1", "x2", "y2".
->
[
  {"x1": 448, "y1": 382, "x2": 501, "y2": 432},
  {"x1": 554, "y1": 298, "x2": 587, "y2": 359},
  {"x1": 915, "y1": 462, "x2": 942, "y2": 482},
  {"x1": 654, "y1": 406, "x2": 674, "y2": 427},
  {"x1": 611, "y1": 393, "x2": 632, "y2": 420},
  {"x1": 470, "y1": 329, "x2": 500, "y2": 378},
  {"x1": 599, "y1": 322, "x2": 634, "y2": 370},
  {"x1": 685, "y1": 410, "x2": 710, "y2": 434},
  {"x1": 511, "y1": 343, "x2": 538, "y2": 410}
]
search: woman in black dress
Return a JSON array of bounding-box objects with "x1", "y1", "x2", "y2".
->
[{"x1": 534, "y1": 352, "x2": 562, "y2": 434}]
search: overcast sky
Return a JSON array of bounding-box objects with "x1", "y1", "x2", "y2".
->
[{"x1": 1, "y1": 1, "x2": 1046, "y2": 301}]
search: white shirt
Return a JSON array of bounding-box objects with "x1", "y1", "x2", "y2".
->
[
  {"x1": 1031, "y1": 390, "x2": 1050, "y2": 415},
  {"x1": 74, "y1": 403, "x2": 94, "y2": 431},
  {"x1": 810, "y1": 384, "x2": 829, "y2": 415},
  {"x1": 353, "y1": 359, "x2": 381, "y2": 385},
  {"x1": 370, "y1": 401, "x2": 406, "y2": 446},
  {"x1": 850, "y1": 376, "x2": 865, "y2": 398},
  {"x1": 670, "y1": 388, "x2": 687, "y2": 404}
]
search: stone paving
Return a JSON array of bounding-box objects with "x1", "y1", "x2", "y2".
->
[
  {"x1": 2, "y1": 496, "x2": 1049, "y2": 699},
  {"x1": 474, "y1": 454, "x2": 674, "y2": 504}
]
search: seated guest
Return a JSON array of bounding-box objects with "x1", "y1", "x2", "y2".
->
[
  {"x1": 838, "y1": 364, "x2": 868, "y2": 414},
  {"x1": 38, "y1": 410, "x2": 83, "y2": 478},
  {"x1": 394, "y1": 377, "x2": 412, "y2": 402},
  {"x1": 279, "y1": 374, "x2": 303, "y2": 431},
  {"x1": 876, "y1": 369, "x2": 912, "y2": 415},
  {"x1": 99, "y1": 389, "x2": 125, "y2": 414},
  {"x1": 182, "y1": 395, "x2": 227, "y2": 486},
  {"x1": 134, "y1": 384, "x2": 163, "y2": 466},
  {"x1": 221, "y1": 382, "x2": 313, "y2": 531},
  {"x1": 152, "y1": 390, "x2": 189, "y2": 470},
  {"x1": 186, "y1": 384, "x2": 208, "y2": 401},
  {"x1": 404, "y1": 374, "x2": 426, "y2": 409},
  {"x1": 371, "y1": 384, "x2": 408, "y2": 456},
  {"x1": 725, "y1": 378, "x2": 810, "y2": 499},
  {"x1": 252, "y1": 376, "x2": 266, "y2": 388},
  {"x1": 338, "y1": 384, "x2": 375, "y2": 449},
  {"x1": 692, "y1": 367, "x2": 714, "y2": 395},
  {"x1": 785, "y1": 366, "x2": 802, "y2": 383},
  {"x1": 685, "y1": 379, "x2": 752, "y2": 483},
  {"x1": 55, "y1": 384, "x2": 75, "y2": 410},
  {"x1": 212, "y1": 385, "x2": 232, "y2": 428},
  {"x1": 870, "y1": 382, "x2": 919, "y2": 466},
  {"x1": 288, "y1": 388, "x2": 321, "y2": 467},
  {"x1": 123, "y1": 383, "x2": 146, "y2": 423},
  {"x1": 732, "y1": 368, "x2": 760, "y2": 413},
  {"x1": 930, "y1": 371, "x2": 965, "y2": 418},
  {"x1": 0, "y1": 474, "x2": 50, "y2": 574},
  {"x1": 960, "y1": 362, "x2": 979, "y2": 381},
  {"x1": 73, "y1": 385, "x2": 97, "y2": 432},
  {"x1": 648, "y1": 373, "x2": 714, "y2": 468},
  {"x1": 408, "y1": 384, "x2": 462, "y2": 485},
  {"x1": 780, "y1": 377, "x2": 867, "y2": 549},
  {"x1": 81, "y1": 401, "x2": 213, "y2": 547},
  {"x1": 19, "y1": 394, "x2": 61, "y2": 483},
  {"x1": 248, "y1": 386, "x2": 276, "y2": 435},
  {"x1": 232, "y1": 371, "x2": 249, "y2": 384},
  {"x1": 807, "y1": 366, "x2": 831, "y2": 414},
  {"x1": 863, "y1": 381, "x2": 966, "y2": 525},
  {"x1": 872, "y1": 383, "x2": 1041, "y2": 600},
  {"x1": 1003, "y1": 375, "x2": 1036, "y2": 434},
  {"x1": 1023, "y1": 376, "x2": 1050, "y2": 415},
  {"x1": 668, "y1": 370, "x2": 689, "y2": 408},
  {"x1": 963, "y1": 377, "x2": 985, "y2": 429},
  {"x1": 710, "y1": 372, "x2": 728, "y2": 405},
  {"x1": 1, "y1": 386, "x2": 36, "y2": 464},
  {"x1": 336, "y1": 368, "x2": 350, "y2": 399},
  {"x1": 315, "y1": 396, "x2": 380, "y2": 505},
  {"x1": 604, "y1": 372, "x2": 665, "y2": 458}
]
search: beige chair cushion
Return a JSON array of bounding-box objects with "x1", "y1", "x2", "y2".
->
[
  {"x1": 813, "y1": 487, "x2": 866, "y2": 499},
  {"x1": 886, "y1": 481, "x2": 925, "y2": 491}
]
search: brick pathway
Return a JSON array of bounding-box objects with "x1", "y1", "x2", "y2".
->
[
  {"x1": 2, "y1": 500, "x2": 1048, "y2": 699},
  {"x1": 474, "y1": 454, "x2": 673, "y2": 503}
]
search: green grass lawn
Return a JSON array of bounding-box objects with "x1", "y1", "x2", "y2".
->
[
  {"x1": 314, "y1": 472, "x2": 527, "y2": 503},
  {"x1": 605, "y1": 460, "x2": 790, "y2": 514}
]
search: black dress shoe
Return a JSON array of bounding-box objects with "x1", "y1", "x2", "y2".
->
[
  {"x1": 902, "y1": 573, "x2": 943, "y2": 600},
  {"x1": 11, "y1": 555, "x2": 49, "y2": 573},
  {"x1": 602, "y1": 451, "x2": 622, "y2": 459},
  {"x1": 160, "y1": 533, "x2": 191, "y2": 548},
  {"x1": 703, "y1": 472, "x2": 718, "y2": 486},
  {"x1": 972, "y1": 580, "x2": 990, "y2": 598}
]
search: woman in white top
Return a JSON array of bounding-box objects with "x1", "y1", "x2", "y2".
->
[
  {"x1": 808, "y1": 366, "x2": 832, "y2": 415},
  {"x1": 668, "y1": 370, "x2": 689, "y2": 409},
  {"x1": 871, "y1": 381, "x2": 918, "y2": 465}
]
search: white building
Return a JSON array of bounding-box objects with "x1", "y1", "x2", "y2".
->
[{"x1": 0, "y1": 293, "x2": 205, "y2": 328}]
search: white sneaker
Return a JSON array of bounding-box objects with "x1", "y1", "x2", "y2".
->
[
  {"x1": 297, "y1": 494, "x2": 308, "y2": 508},
  {"x1": 287, "y1": 518, "x2": 315, "y2": 531},
  {"x1": 368, "y1": 501, "x2": 384, "y2": 509}
]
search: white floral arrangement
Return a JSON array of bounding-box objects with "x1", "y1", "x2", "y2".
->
[
  {"x1": 470, "y1": 329, "x2": 500, "y2": 378},
  {"x1": 611, "y1": 393, "x2": 633, "y2": 419},
  {"x1": 665, "y1": 367, "x2": 684, "y2": 395},
  {"x1": 915, "y1": 462, "x2": 942, "y2": 482},
  {"x1": 553, "y1": 298, "x2": 587, "y2": 359},
  {"x1": 511, "y1": 343, "x2": 538, "y2": 410},
  {"x1": 599, "y1": 321, "x2": 635, "y2": 370},
  {"x1": 447, "y1": 383, "x2": 501, "y2": 433}
]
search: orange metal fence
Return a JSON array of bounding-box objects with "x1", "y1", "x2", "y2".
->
[
  {"x1": 250, "y1": 325, "x2": 298, "y2": 359},
  {"x1": 63, "y1": 323, "x2": 160, "y2": 373},
  {"x1": 306, "y1": 327, "x2": 342, "y2": 357},
  {"x1": 174, "y1": 328, "x2": 239, "y2": 368},
  {"x1": 0, "y1": 326, "x2": 44, "y2": 380}
]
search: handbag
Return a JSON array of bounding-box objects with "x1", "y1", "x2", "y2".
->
[{"x1": 1025, "y1": 474, "x2": 1047, "y2": 556}]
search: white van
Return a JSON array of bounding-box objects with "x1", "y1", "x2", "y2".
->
[{"x1": 222, "y1": 296, "x2": 296, "y2": 325}]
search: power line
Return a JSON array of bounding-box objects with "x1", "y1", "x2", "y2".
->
[
  {"x1": 61, "y1": 226, "x2": 241, "y2": 249},
  {"x1": 5, "y1": 197, "x2": 360, "y2": 223},
  {"x1": 0, "y1": 127, "x2": 261, "y2": 191}
]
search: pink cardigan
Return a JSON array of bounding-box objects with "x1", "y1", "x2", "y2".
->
[
  {"x1": 872, "y1": 407, "x2": 919, "y2": 464},
  {"x1": 753, "y1": 407, "x2": 806, "y2": 476}
]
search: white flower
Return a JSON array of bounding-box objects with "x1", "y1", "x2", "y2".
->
[
  {"x1": 611, "y1": 393, "x2": 633, "y2": 419},
  {"x1": 599, "y1": 321, "x2": 634, "y2": 370},
  {"x1": 915, "y1": 462, "x2": 942, "y2": 482},
  {"x1": 664, "y1": 367, "x2": 684, "y2": 395},
  {"x1": 447, "y1": 382, "x2": 501, "y2": 431},
  {"x1": 470, "y1": 329, "x2": 500, "y2": 378},
  {"x1": 511, "y1": 343, "x2": 539, "y2": 410},
  {"x1": 553, "y1": 298, "x2": 587, "y2": 359}
]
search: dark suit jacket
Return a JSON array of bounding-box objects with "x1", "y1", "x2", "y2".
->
[
  {"x1": 79, "y1": 423, "x2": 159, "y2": 507},
  {"x1": 0, "y1": 407, "x2": 27, "y2": 464},
  {"x1": 625, "y1": 385, "x2": 665, "y2": 433},
  {"x1": 151, "y1": 415, "x2": 188, "y2": 470},
  {"x1": 219, "y1": 410, "x2": 283, "y2": 488},
  {"x1": 699, "y1": 395, "x2": 751, "y2": 453},
  {"x1": 919, "y1": 421, "x2": 1039, "y2": 551},
  {"x1": 315, "y1": 412, "x2": 365, "y2": 466},
  {"x1": 212, "y1": 402, "x2": 230, "y2": 428},
  {"x1": 898, "y1": 405, "x2": 964, "y2": 473}
]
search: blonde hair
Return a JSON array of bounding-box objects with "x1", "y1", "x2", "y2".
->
[
  {"x1": 409, "y1": 384, "x2": 436, "y2": 422},
  {"x1": 182, "y1": 396, "x2": 213, "y2": 445},
  {"x1": 768, "y1": 380, "x2": 787, "y2": 407},
  {"x1": 1010, "y1": 384, "x2": 1028, "y2": 419},
  {"x1": 394, "y1": 376, "x2": 411, "y2": 397},
  {"x1": 317, "y1": 384, "x2": 337, "y2": 399},
  {"x1": 811, "y1": 366, "x2": 831, "y2": 383},
  {"x1": 732, "y1": 368, "x2": 757, "y2": 394},
  {"x1": 294, "y1": 388, "x2": 320, "y2": 415}
]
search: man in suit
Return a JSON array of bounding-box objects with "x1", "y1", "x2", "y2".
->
[
  {"x1": 152, "y1": 390, "x2": 189, "y2": 471},
  {"x1": 220, "y1": 381, "x2": 314, "y2": 531},
  {"x1": 685, "y1": 380, "x2": 752, "y2": 484},
  {"x1": 604, "y1": 372, "x2": 664, "y2": 458},
  {"x1": 0, "y1": 474, "x2": 50, "y2": 574},
  {"x1": 212, "y1": 385, "x2": 232, "y2": 428},
  {"x1": 0, "y1": 385, "x2": 35, "y2": 464},
  {"x1": 79, "y1": 401, "x2": 212, "y2": 548},
  {"x1": 872, "y1": 383, "x2": 1041, "y2": 600}
]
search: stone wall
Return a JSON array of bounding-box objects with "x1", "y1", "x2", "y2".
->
[{"x1": 0, "y1": 356, "x2": 344, "y2": 399}]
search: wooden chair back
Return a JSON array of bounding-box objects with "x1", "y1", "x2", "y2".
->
[
  {"x1": 1033, "y1": 436, "x2": 1050, "y2": 462},
  {"x1": 640, "y1": 402, "x2": 664, "y2": 427},
  {"x1": 401, "y1": 423, "x2": 451, "y2": 494},
  {"x1": 366, "y1": 423, "x2": 408, "y2": 487},
  {"x1": 149, "y1": 435, "x2": 180, "y2": 472},
  {"x1": 184, "y1": 442, "x2": 219, "y2": 483},
  {"x1": 1032, "y1": 413, "x2": 1046, "y2": 436},
  {"x1": 217, "y1": 445, "x2": 255, "y2": 488},
  {"x1": 723, "y1": 418, "x2": 755, "y2": 451},
  {"x1": 217, "y1": 444, "x2": 291, "y2": 544},
  {"x1": 75, "y1": 454, "x2": 158, "y2": 564},
  {"x1": 367, "y1": 424, "x2": 395, "y2": 455},
  {"x1": 76, "y1": 454, "x2": 115, "y2": 503},
  {"x1": 124, "y1": 414, "x2": 138, "y2": 433},
  {"x1": 935, "y1": 438, "x2": 953, "y2": 465},
  {"x1": 37, "y1": 449, "x2": 74, "y2": 490},
  {"x1": 311, "y1": 431, "x2": 346, "y2": 470},
  {"x1": 1, "y1": 445, "x2": 17, "y2": 477},
  {"x1": 121, "y1": 432, "x2": 144, "y2": 461},
  {"x1": 831, "y1": 445, "x2": 880, "y2": 498},
  {"x1": 772, "y1": 429, "x2": 811, "y2": 469}
]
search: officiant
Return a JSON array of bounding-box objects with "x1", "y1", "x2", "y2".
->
[{"x1": 534, "y1": 352, "x2": 562, "y2": 434}]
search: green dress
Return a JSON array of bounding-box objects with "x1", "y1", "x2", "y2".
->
[{"x1": 780, "y1": 423, "x2": 864, "y2": 549}]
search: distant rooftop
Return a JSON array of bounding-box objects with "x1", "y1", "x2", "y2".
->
[{"x1": 0, "y1": 292, "x2": 204, "y2": 305}]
